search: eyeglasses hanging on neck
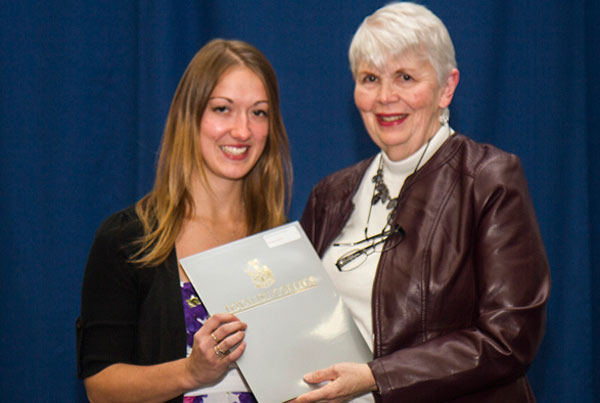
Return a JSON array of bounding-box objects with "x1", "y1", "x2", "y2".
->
[
  {"x1": 334, "y1": 224, "x2": 405, "y2": 271},
  {"x1": 333, "y1": 151, "x2": 425, "y2": 272}
]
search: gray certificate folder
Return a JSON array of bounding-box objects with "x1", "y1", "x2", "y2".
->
[{"x1": 179, "y1": 221, "x2": 372, "y2": 403}]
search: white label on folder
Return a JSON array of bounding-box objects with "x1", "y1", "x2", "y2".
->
[{"x1": 264, "y1": 225, "x2": 301, "y2": 248}]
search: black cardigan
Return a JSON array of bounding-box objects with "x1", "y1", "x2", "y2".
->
[{"x1": 77, "y1": 206, "x2": 186, "y2": 402}]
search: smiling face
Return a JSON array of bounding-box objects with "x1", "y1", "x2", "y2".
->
[
  {"x1": 198, "y1": 65, "x2": 269, "y2": 184},
  {"x1": 354, "y1": 50, "x2": 458, "y2": 161}
]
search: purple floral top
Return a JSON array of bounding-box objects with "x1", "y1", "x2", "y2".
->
[
  {"x1": 180, "y1": 282, "x2": 257, "y2": 403},
  {"x1": 181, "y1": 282, "x2": 210, "y2": 349}
]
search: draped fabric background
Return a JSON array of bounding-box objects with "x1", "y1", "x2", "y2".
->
[{"x1": 0, "y1": 1, "x2": 597, "y2": 401}]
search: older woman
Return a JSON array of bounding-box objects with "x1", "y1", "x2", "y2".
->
[
  {"x1": 77, "y1": 39, "x2": 291, "y2": 403},
  {"x1": 298, "y1": 2, "x2": 549, "y2": 403}
]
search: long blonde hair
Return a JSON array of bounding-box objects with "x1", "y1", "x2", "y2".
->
[{"x1": 132, "y1": 39, "x2": 292, "y2": 267}]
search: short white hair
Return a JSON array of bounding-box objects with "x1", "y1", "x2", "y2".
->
[{"x1": 349, "y1": 2, "x2": 457, "y2": 85}]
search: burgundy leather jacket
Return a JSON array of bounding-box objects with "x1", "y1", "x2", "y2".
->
[{"x1": 300, "y1": 134, "x2": 550, "y2": 402}]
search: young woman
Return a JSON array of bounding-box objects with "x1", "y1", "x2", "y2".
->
[{"x1": 77, "y1": 39, "x2": 292, "y2": 403}]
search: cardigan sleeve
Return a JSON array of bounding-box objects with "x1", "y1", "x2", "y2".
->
[{"x1": 77, "y1": 210, "x2": 140, "y2": 379}]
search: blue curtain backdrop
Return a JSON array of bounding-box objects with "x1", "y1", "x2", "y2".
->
[{"x1": 0, "y1": 1, "x2": 597, "y2": 401}]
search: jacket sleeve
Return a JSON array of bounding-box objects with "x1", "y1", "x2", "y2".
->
[
  {"x1": 300, "y1": 179, "x2": 339, "y2": 256},
  {"x1": 369, "y1": 153, "x2": 550, "y2": 402},
  {"x1": 76, "y1": 210, "x2": 140, "y2": 379},
  {"x1": 300, "y1": 186, "x2": 319, "y2": 248}
]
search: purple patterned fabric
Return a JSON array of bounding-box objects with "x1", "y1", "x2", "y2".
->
[
  {"x1": 183, "y1": 392, "x2": 256, "y2": 403},
  {"x1": 234, "y1": 392, "x2": 257, "y2": 403},
  {"x1": 180, "y1": 282, "x2": 257, "y2": 403},
  {"x1": 181, "y1": 281, "x2": 209, "y2": 349}
]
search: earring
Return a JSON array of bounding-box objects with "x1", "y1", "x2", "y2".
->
[{"x1": 439, "y1": 108, "x2": 450, "y2": 126}]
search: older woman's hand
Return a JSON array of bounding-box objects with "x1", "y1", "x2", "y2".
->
[
  {"x1": 184, "y1": 313, "x2": 247, "y2": 387},
  {"x1": 293, "y1": 362, "x2": 376, "y2": 403}
]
